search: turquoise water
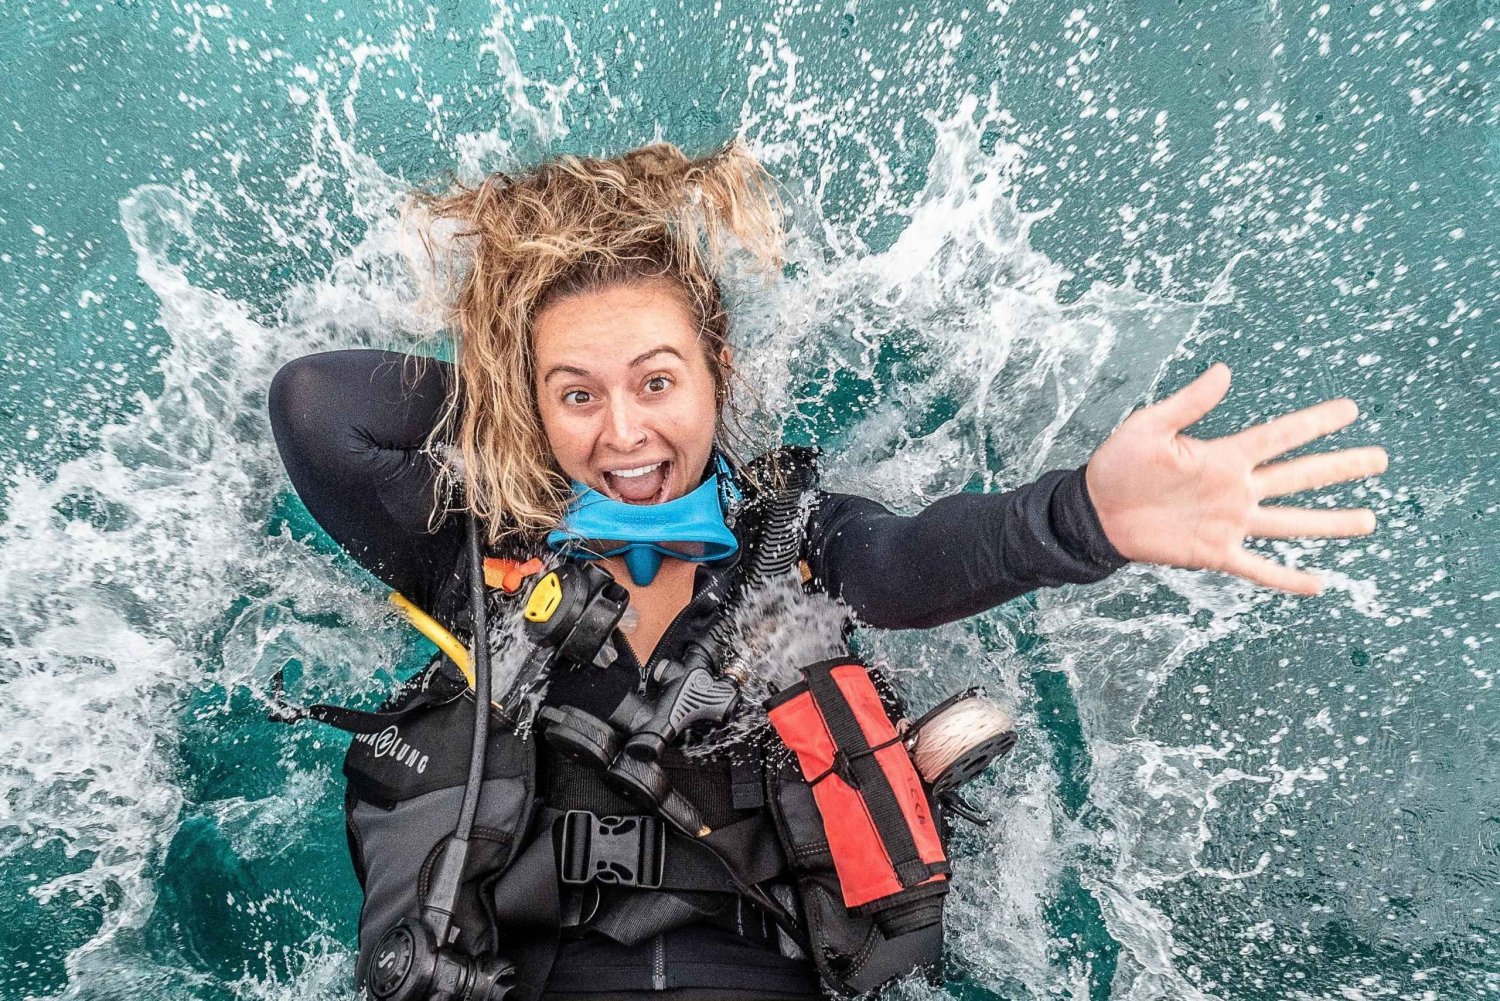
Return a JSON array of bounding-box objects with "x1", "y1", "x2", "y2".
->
[{"x1": 1, "y1": 1, "x2": 1495, "y2": 998}]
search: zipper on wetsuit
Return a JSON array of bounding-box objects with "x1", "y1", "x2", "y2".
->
[
  {"x1": 610, "y1": 628, "x2": 647, "y2": 696},
  {"x1": 634, "y1": 574, "x2": 729, "y2": 696},
  {"x1": 652, "y1": 932, "x2": 666, "y2": 990}
]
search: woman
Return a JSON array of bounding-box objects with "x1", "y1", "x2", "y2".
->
[{"x1": 269, "y1": 141, "x2": 1385, "y2": 1001}]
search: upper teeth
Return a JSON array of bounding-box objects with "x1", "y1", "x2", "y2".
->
[{"x1": 611, "y1": 463, "x2": 662, "y2": 479}]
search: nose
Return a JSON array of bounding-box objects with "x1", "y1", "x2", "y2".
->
[{"x1": 601, "y1": 395, "x2": 649, "y2": 452}]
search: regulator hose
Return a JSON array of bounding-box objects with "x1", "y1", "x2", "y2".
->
[
  {"x1": 419, "y1": 512, "x2": 493, "y2": 946},
  {"x1": 696, "y1": 447, "x2": 819, "y2": 669}
]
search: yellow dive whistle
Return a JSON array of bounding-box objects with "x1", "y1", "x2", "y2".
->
[{"x1": 388, "y1": 592, "x2": 504, "y2": 712}]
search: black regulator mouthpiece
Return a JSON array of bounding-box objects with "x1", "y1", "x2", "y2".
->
[
  {"x1": 539, "y1": 639, "x2": 741, "y2": 834},
  {"x1": 522, "y1": 562, "x2": 629, "y2": 669},
  {"x1": 496, "y1": 562, "x2": 630, "y2": 725}
]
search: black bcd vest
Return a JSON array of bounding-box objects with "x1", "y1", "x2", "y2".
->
[{"x1": 276, "y1": 448, "x2": 957, "y2": 999}]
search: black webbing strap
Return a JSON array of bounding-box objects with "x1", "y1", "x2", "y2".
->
[
  {"x1": 657, "y1": 832, "x2": 734, "y2": 892},
  {"x1": 699, "y1": 813, "x2": 787, "y2": 887},
  {"x1": 266, "y1": 662, "x2": 465, "y2": 734},
  {"x1": 803, "y1": 663, "x2": 931, "y2": 888},
  {"x1": 729, "y1": 749, "x2": 765, "y2": 810},
  {"x1": 804, "y1": 733, "x2": 904, "y2": 786},
  {"x1": 586, "y1": 887, "x2": 778, "y2": 951},
  {"x1": 587, "y1": 889, "x2": 724, "y2": 948},
  {"x1": 488, "y1": 808, "x2": 565, "y2": 1001}
]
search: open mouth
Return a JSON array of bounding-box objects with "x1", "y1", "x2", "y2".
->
[{"x1": 600, "y1": 460, "x2": 672, "y2": 505}]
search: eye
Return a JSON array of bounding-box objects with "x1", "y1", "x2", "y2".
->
[
  {"x1": 562, "y1": 389, "x2": 594, "y2": 406},
  {"x1": 644, "y1": 374, "x2": 674, "y2": 394}
]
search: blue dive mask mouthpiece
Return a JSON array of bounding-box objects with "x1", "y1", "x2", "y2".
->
[{"x1": 546, "y1": 453, "x2": 742, "y2": 586}]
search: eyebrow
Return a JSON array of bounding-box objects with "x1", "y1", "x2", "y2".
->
[
  {"x1": 542, "y1": 346, "x2": 685, "y2": 383},
  {"x1": 542, "y1": 364, "x2": 591, "y2": 383},
  {"x1": 630, "y1": 346, "x2": 684, "y2": 368}
]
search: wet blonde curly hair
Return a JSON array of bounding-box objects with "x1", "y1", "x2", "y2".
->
[{"x1": 410, "y1": 140, "x2": 787, "y2": 546}]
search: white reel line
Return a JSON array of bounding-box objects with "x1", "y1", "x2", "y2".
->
[{"x1": 902, "y1": 688, "x2": 1018, "y2": 792}]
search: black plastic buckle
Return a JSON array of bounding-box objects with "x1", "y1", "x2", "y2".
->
[{"x1": 559, "y1": 810, "x2": 666, "y2": 888}]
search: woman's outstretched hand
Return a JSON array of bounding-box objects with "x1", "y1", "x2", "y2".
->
[{"x1": 1084, "y1": 363, "x2": 1388, "y2": 595}]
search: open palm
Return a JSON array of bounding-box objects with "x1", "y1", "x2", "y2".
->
[{"x1": 1085, "y1": 363, "x2": 1388, "y2": 595}]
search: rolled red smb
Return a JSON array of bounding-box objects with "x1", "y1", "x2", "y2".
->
[{"x1": 766, "y1": 659, "x2": 948, "y2": 909}]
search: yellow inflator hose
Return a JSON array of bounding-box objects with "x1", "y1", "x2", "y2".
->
[
  {"x1": 388, "y1": 591, "x2": 511, "y2": 715},
  {"x1": 389, "y1": 591, "x2": 471, "y2": 681},
  {"x1": 389, "y1": 591, "x2": 515, "y2": 717}
]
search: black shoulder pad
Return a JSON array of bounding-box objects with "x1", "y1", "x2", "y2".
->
[{"x1": 738, "y1": 445, "x2": 821, "y2": 502}]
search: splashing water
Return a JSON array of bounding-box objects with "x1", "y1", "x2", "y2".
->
[{"x1": 2, "y1": 2, "x2": 1494, "y2": 1000}]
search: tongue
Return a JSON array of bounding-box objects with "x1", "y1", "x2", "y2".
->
[{"x1": 609, "y1": 464, "x2": 667, "y2": 503}]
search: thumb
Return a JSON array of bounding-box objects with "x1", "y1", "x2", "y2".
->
[{"x1": 1149, "y1": 363, "x2": 1231, "y2": 433}]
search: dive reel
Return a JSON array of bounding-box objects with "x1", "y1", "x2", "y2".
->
[{"x1": 903, "y1": 687, "x2": 1018, "y2": 827}]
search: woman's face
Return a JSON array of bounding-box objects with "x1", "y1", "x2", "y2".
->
[{"x1": 533, "y1": 280, "x2": 721, "y2": 505}]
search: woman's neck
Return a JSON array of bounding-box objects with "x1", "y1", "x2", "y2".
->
[{"x1": 600, "y1": 555, "x2": 699, "y2": 665}]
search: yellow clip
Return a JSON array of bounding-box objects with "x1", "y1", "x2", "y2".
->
[{"x1": 524, "y1": 572, "x2": 562, "y2": 622}]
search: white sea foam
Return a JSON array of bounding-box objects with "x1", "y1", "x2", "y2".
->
[
  {"x1": 2, "y1": 4, "x2": 1419, "y2": 998},
  {"x1": 0, "y1": 183, "x2": 369, "y2": 993},
  {"x1": 722, "y1": 92, "x2": 1257, "y2": 998},
  {"x1": 0, "y1": 10, "x2": 587, "y2": 994}
]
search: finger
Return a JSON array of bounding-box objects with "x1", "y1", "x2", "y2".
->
[
  {"x1": 1255, "y1": 446, "x2": 1389, "y2": 499},
  {"x1": 1228, "y1": 397, "x2": 1359, "y2": 463},
  {"x1": 1149, "y1": 362, "x2": 1232, "y2": 432},
  {"x1": 1248, "y1": 505, "x2": 1377, "y2": 539},
  {"x1": 1222, "y1": 549, "x2": 1324, "y2": 595}
]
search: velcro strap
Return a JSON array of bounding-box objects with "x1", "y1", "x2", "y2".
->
[{"x1": 730, "y1": 756, "x2": 765, "y2": 810}]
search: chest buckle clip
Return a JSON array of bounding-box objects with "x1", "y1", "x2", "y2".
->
[{"x1": 559, "y1": 810, "x2": 666, "y2": 889}]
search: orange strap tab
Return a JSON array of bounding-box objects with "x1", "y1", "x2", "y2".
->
[{"x1": 483, "y1": 556, "x2": 544, "y2": 593}]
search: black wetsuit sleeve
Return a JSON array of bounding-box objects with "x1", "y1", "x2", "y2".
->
[
  {"x1": 268, "y1": 349, "x2": 465, "y2": 622},
  {"x1": 804, "y1": 468, "x2": 1128, "y2": 629}
]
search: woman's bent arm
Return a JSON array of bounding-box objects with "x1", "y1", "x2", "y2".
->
[
  {"x1": 268, "y1": 349, "x2": 465, "y2": 621},
  {"x1": 806, "y1": 468, "x2": 1127, "y2": 630}
]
